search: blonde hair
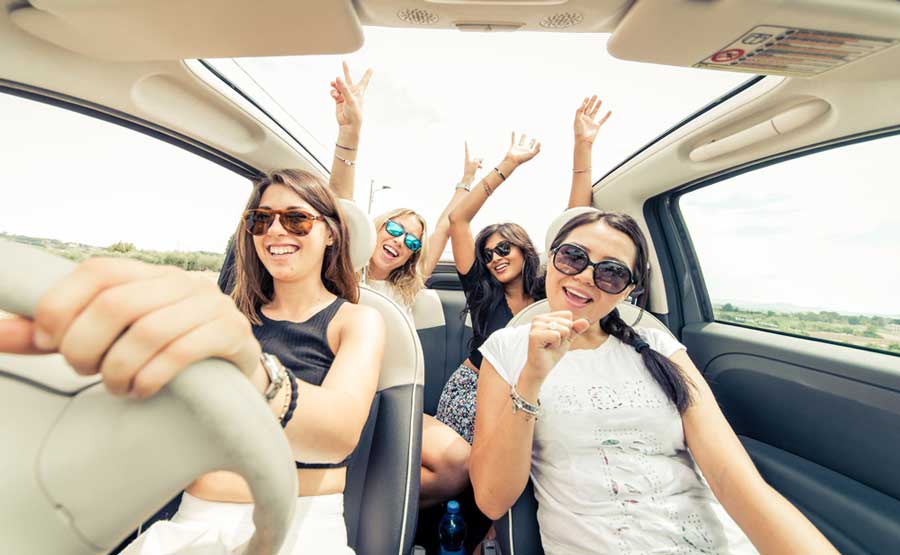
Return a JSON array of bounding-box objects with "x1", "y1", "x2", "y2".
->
[{"x1": 367, "y1": 208, "x2": 428, "y2": 307}]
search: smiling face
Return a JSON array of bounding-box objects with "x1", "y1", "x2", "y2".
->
[
  {"x1": 370, "y1": 212, "x2": 424, "y2": 276},
  {"x1": 251, "y1": 184, "x2": 332, "y2": 283},
  {"x1": 547, "y1": 220, "x2": 638, "y2": 323},
  {"x1": 483, "y1": 232, "x2": 525, "y2": 285}
]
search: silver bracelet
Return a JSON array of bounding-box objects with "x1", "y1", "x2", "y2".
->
[
  {"x1": 455, "y1": 181, "x2": 472, "y2": 192},
  {"x1": 510, "y1": 385, "x2": 543, "y2": 420},
  {"x1": 335, "y1": 154, "x2": 355, "y2": 167}
]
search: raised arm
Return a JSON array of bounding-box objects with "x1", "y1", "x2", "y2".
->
[
  {"x1": 448, "y1": 132, "x2": 541, "y2": 275},
  {"x1": 568, "y1": 95, "x2": 611, "y2": 209},
  {"x1": 283, "y1": 304, "x2": 384, "y2": 463},
  {"x1": 329, "y1": 62, "x2": 373, "y2": 200},
  {"x1": 422, "y1": 142, "x2": 483, "y2": 278},
  {"x1": 470, "y1": 311, "x2": 589, "y2": 519},
  {"x1": 675, "y1": 350, "x2": 839, "y2": 555}
]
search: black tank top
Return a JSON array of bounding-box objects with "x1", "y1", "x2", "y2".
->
[{"x1": 253, "y1": 297, "x2": 353, "y2": 469}]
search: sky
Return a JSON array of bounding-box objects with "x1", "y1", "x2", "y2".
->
[{"x1": 1, "y1": 27, "x2": 898, "y2": 315}]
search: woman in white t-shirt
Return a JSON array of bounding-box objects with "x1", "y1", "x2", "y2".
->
[{"x1": 470, "y1": 210, "x2": 838, "y2": 555}]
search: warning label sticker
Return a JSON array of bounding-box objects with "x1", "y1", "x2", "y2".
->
[{"x1": 695, "y1": 25, "x2": 898, "y2": 77}]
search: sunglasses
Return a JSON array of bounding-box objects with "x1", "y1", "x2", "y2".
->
[
  {"x1": 385, "y1": 220, "x2": 422, "y2": 252},
  {"x1": 243, "y1": 208, "x2": 323, "y2": 236},
  {"x1": 552, "y1": 243, "x2": 636, "y2": 295},
  {"x1": 481, "y1": 240, "x2": 512, "y2": 263}
]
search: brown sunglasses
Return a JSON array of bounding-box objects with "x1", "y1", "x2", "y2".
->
[{"x1": 243, "y1": 208, "x2": 323, "y2": 236}]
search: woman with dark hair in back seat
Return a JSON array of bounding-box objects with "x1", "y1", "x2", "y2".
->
[{"x1": 469, "y1": 209, "x2": 839, "y2": 555}]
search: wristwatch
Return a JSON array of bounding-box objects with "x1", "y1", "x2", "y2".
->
[
  {"x1": 455, "y1": 181, "x2": 472, "y2": 192},
  {"x1": 260, "y1": 352, "x2": 287, "y2": 401}
]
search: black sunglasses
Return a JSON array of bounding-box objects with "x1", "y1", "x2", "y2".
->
[
  {"x1": 481, "y1": 240, "x2": 512, "y2": 263},
  {"x1": 552, "y1": 243, "x2": 636, "y2": 295}
]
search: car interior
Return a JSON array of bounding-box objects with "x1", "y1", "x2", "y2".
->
[{"x1": 2, "y1": 0, "x2": 899, "y2": 554}]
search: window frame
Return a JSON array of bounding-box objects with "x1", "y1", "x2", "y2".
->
[
  {"x1": 0, "y1": 79, "x2": 262, "y2": 180},
  {"x1": 646, "y1": 124, "x2": 900, "y2": 355}
]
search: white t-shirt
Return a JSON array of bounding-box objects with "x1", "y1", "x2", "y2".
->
[
  {"x1": 480, "y1": 325, "x2": 757, "y2": 555},
  {"x1": 365, "y1": 279, "x2": 415, "y2": 324}
]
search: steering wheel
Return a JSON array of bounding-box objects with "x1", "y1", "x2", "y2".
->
[{"x1": 0, "y1": 240, "x2": 297, "y2": 555}]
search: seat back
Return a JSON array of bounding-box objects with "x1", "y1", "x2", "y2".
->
[
  {"x1": 412, "y1": 288, "x2": 447, "y2": 415},
  {"x1": 339, "y1": 201, "x2": 424, "y2": 555},
  {"x1": 496, "y1": 299, "x2": 675, "y2": 555},
  {"x1": 346, "y1": 284, "x2": 424, "y2": 555}
]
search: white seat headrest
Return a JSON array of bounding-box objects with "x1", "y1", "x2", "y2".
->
[
  {"x1": 338, "y1": 199, "x2": 376, "y2": 273},
  {"x1": 544, "y1": 206, "x2": 601, "y2": 252}
]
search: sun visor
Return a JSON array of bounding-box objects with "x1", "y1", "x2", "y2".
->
[
  {"x1": 607, "y1": 0, "x2": 900, "y2": 78},
  {"x1": 9, "y1": 0, "x2": 364, "y2": 62}
]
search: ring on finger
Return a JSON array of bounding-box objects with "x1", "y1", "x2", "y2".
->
[{"x1": 548, "y1": 321, "x2": 559, "y2": 332}]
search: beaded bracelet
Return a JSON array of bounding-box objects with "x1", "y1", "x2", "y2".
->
[
  {"x1": 510, "y1": 385, "x2": 543, "y2": 420},
  {"x1": 334, "y1": 154, "x2": 355, "y2": 167},
  {"x1": 280, "y1": 370, "x2": 299, "y2": 428}
]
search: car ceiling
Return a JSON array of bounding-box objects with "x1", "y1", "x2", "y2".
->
[{"x1": 2, "y1": 0, "x2": 899, "y2": 310}]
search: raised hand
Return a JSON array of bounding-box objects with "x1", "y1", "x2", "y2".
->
[
  {"x1": 463, "y1": 141, "x2": 484, "y2": 182},
  {"x1": 574, "y1": 95, "x2": 612, "y2": 145},
  {"x1": 503, "y1": 132, "x2": 542, "y2": 167},
  {"x1": 330, "y1": 61, "x2": 373, "y2": 132},
  {"x1": 523, "y1": 311, "x2": 590, "y2": 383}
]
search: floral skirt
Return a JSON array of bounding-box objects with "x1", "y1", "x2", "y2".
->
[{"x1": 435, "y1": 363, "x2": 479, "y2": 444}]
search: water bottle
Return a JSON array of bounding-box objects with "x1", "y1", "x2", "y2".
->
[{"x1": 438, "y1": 500, "x2": 467, "y2": 555}]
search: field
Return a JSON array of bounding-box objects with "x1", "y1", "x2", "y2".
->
[
  {"x1": 0, "y1": 233, "x2": 224, "y2": 320},
  {"x1": 714, "y1": 303, "x2": 900, "y2": 355}
]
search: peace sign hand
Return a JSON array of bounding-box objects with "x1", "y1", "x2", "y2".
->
[
  {"x1": 574, "y1": 95, "x2": 612, "y2": 145},
  {"x1": 330, "y1": 61, "x2": 374, "y2": 132},
  {"x1": 503, "y1": 132, "x2": 542, "y2": 167},
  {"x1": 463, "y1": 141, "x2": 484, "y2": 182}
]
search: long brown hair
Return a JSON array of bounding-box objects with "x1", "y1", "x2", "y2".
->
[
  {"x1": 231, "y1": 169, "x2": 358, "y2": 325},
  {"x1": 466, "y1": 222, "x2": 546, "y2": 341},
  {"x1": 367, "y1": 208, "x2": 428, "y2": 307},
  {"x1": 550, "y1": 211, "x2": 695, "y2": 413}
]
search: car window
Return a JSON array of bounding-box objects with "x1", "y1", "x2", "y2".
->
[
  {"x1": 0, "y1": 92, "x2": 251, "y2": 293},
  {"x1": 680, "y1": 132, "x2": 900, "y2": 356}
]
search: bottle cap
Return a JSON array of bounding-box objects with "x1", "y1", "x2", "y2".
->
[{"x1": 447, "y1": 500, "x2": 460, "y2": 514}]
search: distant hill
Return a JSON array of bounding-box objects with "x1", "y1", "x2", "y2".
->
[
  {"x1": 0, "y1": 232, "x2": 224, "y2": 272},
  {"x1": 712, "y1": 298, "x2": 899, "y2": 319}
]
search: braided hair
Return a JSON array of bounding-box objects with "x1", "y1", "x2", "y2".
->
[{"x1": 551, "y1": 211, "x2": 695, "y2": 413}]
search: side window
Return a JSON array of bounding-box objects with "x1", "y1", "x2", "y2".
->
[
  {"x1": 0, "y1": 92, "x2": 251, "y2": 284},
  {"x1": 680, "y1": 132, "x2": 900, "y2": 356}
]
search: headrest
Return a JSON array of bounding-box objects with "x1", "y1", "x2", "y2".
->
[
  {"x1": 544, "y1": 206, "x2": 600, "y2": 252},
  {"x1": 338, "y1": 199, "x2": 376, "y2": 273},
  {"x1": 508, "y1": 299, "x2": 675, "y2": 339}
]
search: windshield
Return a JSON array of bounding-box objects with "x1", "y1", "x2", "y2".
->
[{"x1": 208, "y1": 27, "x2": 749, "y2": 256}]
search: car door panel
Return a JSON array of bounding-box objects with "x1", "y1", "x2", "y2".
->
[{"x1": 683, "y1": 323, "x2": 900, "y2": 554}]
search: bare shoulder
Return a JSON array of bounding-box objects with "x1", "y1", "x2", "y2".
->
[{"x1": 335, "y1": 302, "x2": 384, "y2": 335}]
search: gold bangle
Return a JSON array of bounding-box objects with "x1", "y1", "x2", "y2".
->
[
  {"x1": 572, "y1": 167, "x2": 591, "y2": 174},
  {"x1": 335, "y1": 143, "x2": 356, "y2": 151}
]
